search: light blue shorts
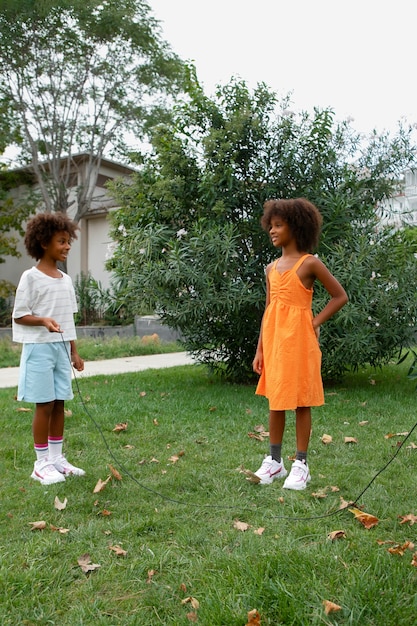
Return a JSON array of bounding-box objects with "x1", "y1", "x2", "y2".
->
[{"x1": 17, "y1": 342, "x2": 74, "y2": 403}]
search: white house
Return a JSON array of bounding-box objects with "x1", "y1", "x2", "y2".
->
[{"x1": 1, "y1": 154, "x2": 136, "y2": 290}]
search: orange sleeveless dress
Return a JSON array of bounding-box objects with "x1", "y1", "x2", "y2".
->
[{"x1": 256, "y1": 254, "x2": 324, "y2": 410}]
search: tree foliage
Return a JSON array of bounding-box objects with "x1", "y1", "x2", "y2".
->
[
  {"x1": 108, "y1": 77, "x2": 417, "y2": 381},
  {"x1": 0, "y1": 0, "x2": 185, "y2": 220}
]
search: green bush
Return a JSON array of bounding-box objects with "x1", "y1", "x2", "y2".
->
[{"x1": 107, "y1": 78, "x2": 417, "y2": 381}]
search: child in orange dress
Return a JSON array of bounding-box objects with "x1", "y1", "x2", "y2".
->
[{"x1": 251, "y1": 198, "x2": 348, "y2": 490}]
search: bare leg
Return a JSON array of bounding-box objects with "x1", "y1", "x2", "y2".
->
[
  {"x1": 32, "y1": 400, "x2": 65, "y2": 444},
  {"x1": 269, "y1": 410, "x2": 286, "y2": 444},
  {"x1": 295, "y1": 406, "x2": 311, "y2": 453}
]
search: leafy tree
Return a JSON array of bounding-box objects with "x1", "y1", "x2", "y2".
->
[
  {"x1": 0, "y1": 0, "x2": 185, "y2": 220},
  {"x1": 107, "y1": 77, "x2": 417, "y2": 381}
]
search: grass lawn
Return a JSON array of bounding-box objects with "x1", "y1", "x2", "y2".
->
[
  {"x1": 1, "y1": 358, "x2": 417, "y2": 625},
  {"x1": 0, "y1": 335, "x2": 182, "y2": 368}
]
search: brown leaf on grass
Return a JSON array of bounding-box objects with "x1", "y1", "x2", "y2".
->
[
  {"x1": 112, "y1": 421, "x2": 128, "y2": 432},
  {"x1": 108, "y1": 464, "x2": 122, "y2": 480},
  {"x1": 240, "y1": 467, "x2": 261, "y2": 484},
  {"x1": 54, "y1": 496, "x2": 67, "y2": 510},
  {"x1": 407, "y1": 442, "x2": 417, "y2": 449},
  {"x1": 169, "y1": 451, "x2": 185, "y2": 463},
  {"x1": 29, "y1": 520, "x2": 47, "y2": 530},
  {"x1": 246, "y1": 608, "x2": 261, "y2": 625},
  {"x1": 328, "y1": 530, "x2": 347, "y2": 541},
  {"x1": 186, "y1": 612, "x2": 198, "y2": 622},
  {"x1": 411, "y1": 553, "x2": 417, "y2": 567},
  {"x1": 17, "y1": 407, "x2": 31, "y2": 412},
  {"x1": 323, "y1": 600, "x2": 342, "y2": 615},
  {"x1": 321, "y1": 434, "x2": 333, "y2": 444},
  {"x1": 384, "y1": 431, "x2": 409, "y2": 439},
  {"x1": 181, "y1": 597, "x2": 200, "y2": 609},
  {"x1": 64, "y1": 409, "x2": 72, "y2": 417},
  {"x1": 233, "y1": 520, "x2": 250, "y2": 532},
  {"x1": 349, "y1": 507, "x2": 379, "y2": 529},
  {"x1": 248, "y1": 432, "x2": 266, "y2": 441},
  {"x1": 253, "y1": 424, "x2": 266, "y2": 433},
  {"x1": 77, "y1": 553, "x2": 101, "y2": 574},
  {"x1": 253, "y1": 527, "x2": 265, "y2": 535},
  {"x1": 344, "y1": 437, "x2": 358, "y2": 444},
  {"x1": 99, "y1": 509, "x2": 112, "y2": 516},
  {"x1": 312, "y1": 490, "x2": 328, "y2": 499},
  {"x1": 109, "y1": 544, "x2": 127, "y2": 556},
  {"x1": 153, "y1": 418, "x2": 159, "y2": 425},
  {"x1": 339, "y1": 496, "x2": 354, "y2": 510},
  {"x1": 359, "y1": 420, "x2": 369, "y2": 426},
  {"x1": 146, "y1": 569, "x2": 156, "y2": 583},
  {"x1": 150, "y1": 457, "x2": 160, "y2": 463},
  {"x1": 387, "y1": 541, "x2": 414, "y2": 556},
  {"x1": 50, "y1": 525, "x2": 70, "y2": 534},
  {"x1": 93, "y1": 476, "x2": 111, "y2": 493},
  {"x1": 399, "y1": 513, "x2": 417, "y2": 525}
]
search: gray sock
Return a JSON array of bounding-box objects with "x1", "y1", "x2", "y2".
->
[
  {"x1": 295, "y1": 450, "x2": 307, "y2": 464},
  {"x1": 270, "y1": 444, "x2": 282, "y2": 463}
]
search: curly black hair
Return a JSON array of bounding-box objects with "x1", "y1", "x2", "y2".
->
[
  {"x1": 261, "y1": 198, "x2": 323, "y2": 252},
  {"x1": 24, "y1": 212, "x2": 79, "y2": 260}
]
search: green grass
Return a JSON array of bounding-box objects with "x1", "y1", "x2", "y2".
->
[
  {"x1": 1, "y1": 359, "x2": 417, "y2": 625},
  {"x1": 0, "y1": 335, "x2": 182, "y2": 368}
]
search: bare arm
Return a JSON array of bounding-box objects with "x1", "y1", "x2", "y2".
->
[
  {"x1": 253, "y1": 262, "x2": 273, "y2": 375},
  {"x1": 14, "y1": 314, "x2": 61, "y2": 333},
  {"x1": 305, "y1": 257, "x2": 348, "y2": 331}
]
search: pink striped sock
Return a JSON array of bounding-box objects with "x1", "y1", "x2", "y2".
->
[
  {"x1": 34, "y1": 443, "x2": 48, "y2": 461},
  {"x1": 48, "y1": 437, "x2": 63, "y2": 459}
]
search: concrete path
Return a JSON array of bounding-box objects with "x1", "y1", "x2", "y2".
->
[{"x1": 0, "y1": 352, "x2": 195, "y2": 389}]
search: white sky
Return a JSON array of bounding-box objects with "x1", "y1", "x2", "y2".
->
[{"x1": 150, "y1": 0, "x2": 416, "y2": 135}]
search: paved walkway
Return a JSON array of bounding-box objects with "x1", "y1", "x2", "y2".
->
[{"x1": 0, "y1": 352, "x2": 195, "y2": 389}]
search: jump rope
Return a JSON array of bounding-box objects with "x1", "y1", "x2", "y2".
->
[{"x1": 61, "y1": 334, "x2": 417, "y2": 522}]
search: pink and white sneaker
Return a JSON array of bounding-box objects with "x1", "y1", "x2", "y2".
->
[
  {"x1": 283, "y1": 460, "x2": 311, "y2": 490},
  {"x1": 254, "y1": 455, "x2": 288, "y2": 485},
  {"x1": 31, "y1": 459, "x2": 66, "y2": 485},
  {"x1": 51, "y1": 454, "x2": 85, "y2": 477}
]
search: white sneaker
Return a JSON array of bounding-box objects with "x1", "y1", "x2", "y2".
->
[
  {"x1": 283, "y1": 460, "x2": 311, "y2": 491},
  {"x1": 254, "y1": 455, "x2": 287, "y2": 485},
  {"x1": 31, "y1": 459, "x2": 66, "y2": 485},
  {"x1": 51, "y1": 454, "x2": 85, "y2": 477}
]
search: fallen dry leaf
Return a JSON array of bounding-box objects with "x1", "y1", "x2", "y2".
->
[
  {"x1": 54, "y1": 496, "x2": 67, "y2": 510},
  {"x1": 29, "y1": 520, "x2": 47, "y2": 531},
  {"x1": 321, "y1": 434, "x2": 333, "y2": 444},
  {"x1": 323, "y1": 600, "x2": 342, "y2": 615},
  {"x1": 246, "y1": 608, "x2": 261, "y2": 625},
  {"x1": 248, "y1": 432, "x2": 266, "y2": 441},
  {"x1": 93, "y1": 476, "x2": 111, "y2": 493},
  {"x1": 387, "y1": 541, "x2": 414, "y2": 556},
  {"x1": 109, "y1": 544, "x2": 127, "y2": 556},
  {"x1": 112, "y1": 422, "x2": 128, "y2": 432},
  {"x1": 77, "y1": 553, "x2": 101, "y2": 574},
  {"x1": 399, "y1": 513, "x2": 417, "y2": 525},
  {"x1": 50, "y1": 525, "x2": 70, "y2": 534},
  {"x1": 233, "y1": 520, "x2": 250, "y2": 532},
  {"x1": 108, "y1": 464, "x2": 122, "y2": 481},
  {"x1": 344, "y1": 437, "x2": 358, "y2": 444},
  {"x1": 17, "y1": 407, "x2": 31, "y2": 412},
  {"x1": 359, "y1": 420, "x2": 369, "y2": 426},
  {"x1": 349, "y1": 507, "x2": 379, "y2": 529},
  {"x1": 64, "y1": 409, "x2": 72, "y2": 417},
  {"x1": 181, "y1": 597, "x2": 200, "y2": 610},
  {"x1": 253, "y1": 527, "x2": 265, "y2": 535},
  {"x1": 241, "y1": 467, "x2": 261, "y2": 484},
  {"x1": 407, "y1": 442, "x2": 417, "y2": 449},
  {"x1": 100, "y1": 509, "x2": 112, "y2": 516},
  {"x1": 186, "y1": 613, "x2": 198, "y2": 623},
  {"x1": 312, "y1": 490, "x2": 328, "y2": 499},
  {"x1": 146, "y1": 569, "x2": 156, "y2": 583},
  {"x1": 328, "y1": 530, "x2": 347, "y2": 541},
  {"x1": 384, "y1": 431, "x2": 409, "y2": 439},
  {"x1": 411, "y1": 553, "x2": 417, "y2": 567},
  {"x1": 253, "y1": 424, "x2": 266, "y2": 433}
]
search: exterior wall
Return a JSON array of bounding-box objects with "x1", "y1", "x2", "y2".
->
[{"x1": 1, "y1": 157, "x2": 134, "y2": 290}]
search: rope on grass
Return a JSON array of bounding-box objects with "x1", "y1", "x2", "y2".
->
[{"x1": 62, "y1": 335, "x2": 417, "y2": 521}]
